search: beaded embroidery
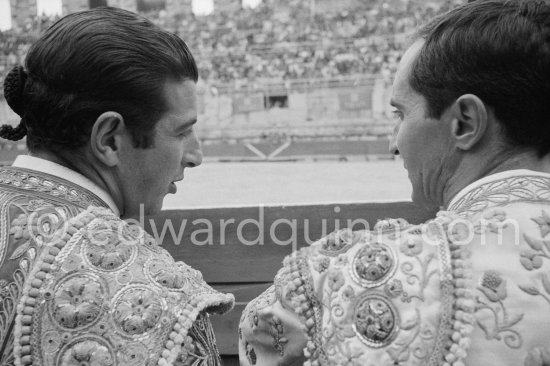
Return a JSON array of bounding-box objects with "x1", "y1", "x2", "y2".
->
[
  {"x1": 12, "y1": 206, "x2": 234, "y2": 366},
  {"x1": 0, "y1": 167, "x2": 110, "y2": 365},
  {"x1": 352, "y1": 293, "x2": 399, "y2": 348},
  {"x1": 475, "y1": 270, "x2": 524, "y2": 349},
  {"x1": 350, "y1": 242, "x2": 397, "y2": 288},
  {"x1": 448, "y1": 175, "x2": 550, "y2": 215},
  {"x1": 318, "y1": 228, "x2": 359, "y2": 257},
  {"x1": 0, "y1": 167, "x2": 106, "y2": 210}
]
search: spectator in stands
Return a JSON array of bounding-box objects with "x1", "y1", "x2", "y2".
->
[
  {"x1": 0, "y1": 0, "x2": 459, "y2": 86},
  {"x1": 239, "y1": 1, "x2": 550, "y2": 365},
  {"x1": 0, "y1": 7, "x2": 232, "y2": 365}
]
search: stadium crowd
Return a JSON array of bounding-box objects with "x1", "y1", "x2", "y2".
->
[
  {"x1": 0, "y1": 0, "x2": 461, "y2": 89},
  {"x1": 0, "y1": 15, "x2": 58, "y2": 88},
  {"x1": 158, "y1": 0, "x2": 461, "y2": 82}
]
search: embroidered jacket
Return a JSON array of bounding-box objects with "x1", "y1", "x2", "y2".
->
[
  {"x1": 239, "y1": 169, "x2": 550, "y2": 366},
  {"x1": 0, "y1": 165, "x2": 234, "y2": 366}
]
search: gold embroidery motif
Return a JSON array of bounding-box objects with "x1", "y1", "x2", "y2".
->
[
  {"x1": 449, "y1": 175, "x2": 550, "y2": 215},
  {"x1": 13, "y1": 207, "x2": 234, "y2": 366},
  {"x1": 352, "y1": 293, "x2": 400, "y2": 348},
  {"x1": 350, "y1": 242, "x2": 397, "y2": 288},
  {"x1": 475, "y1": 270, "x2": 524, "y2": 349}
]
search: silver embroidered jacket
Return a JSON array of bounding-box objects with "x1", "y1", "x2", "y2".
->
[
  {"x1": 239, "y1": 169, "x2": 550, "y2": 366},
  {"x1": 0, "y1": 166, "x2": 234, "y2": 366}
]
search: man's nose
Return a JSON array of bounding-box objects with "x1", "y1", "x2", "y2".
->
[
  {"x1": 186, "y1": 149, "x2": 203, "y2": 167},
  {"x1": 185, "y1": 134, "x2": 203, "y2": 168},
  {"x1": 389, "y1": 125, "x2": 400, "y2": 155}
]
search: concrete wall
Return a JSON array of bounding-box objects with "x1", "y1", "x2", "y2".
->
[{"x1": 197, "y1": 76, "x2": 394, "y2": 138}]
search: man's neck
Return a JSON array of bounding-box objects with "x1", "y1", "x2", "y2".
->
[
  {"x1": 442, "y1": 150, "x2": 550, "y2": 208},
  {"x1": 31, "y1": 149, "x2": 86, "y2": 177},
  {"x1": 30, "y1": 149, "x2": 124, "y2": 215}
]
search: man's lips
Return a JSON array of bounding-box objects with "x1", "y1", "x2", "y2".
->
[{"x1": 169, "y1": 176, "x2": 184, "y2": 194}]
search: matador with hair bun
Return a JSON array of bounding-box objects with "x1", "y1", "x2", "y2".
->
[{"x1": 0, "y1": 7, "x2": 233, "y2": 366}]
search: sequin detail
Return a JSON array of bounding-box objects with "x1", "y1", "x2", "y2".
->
[
  {"x1": 350, "y1": 243, "x2": 397, "y2": 288},
  {"x1": 352, "y1": 293, "x2": 399, "y2": 348}
]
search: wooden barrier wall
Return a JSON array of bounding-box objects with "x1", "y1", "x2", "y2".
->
[{"x1": 145, "y1": 201, "x2": 435, "y2": 362}]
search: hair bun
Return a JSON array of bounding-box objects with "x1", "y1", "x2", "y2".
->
[
  {"x1": 0, "y1": 123, "x2": 27, "y2": 141},
  {"x1": 3, "y1": 65, "x2": 28, "y2": 117}
]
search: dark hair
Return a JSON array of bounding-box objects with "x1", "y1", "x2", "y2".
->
[
  {"x1": 1, "y1": 7, "x2": 197, "y2": 151},
  {"x1": 410, "y1": 0, "x2": 550, "y2": 157}
]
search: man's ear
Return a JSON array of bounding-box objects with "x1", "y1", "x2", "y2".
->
[
  {"x1": 89, "y1": 112, "x2": 126, "y2": 167},
  {"x1": 449, "y1": 94, "x2": 488, "y2": 151}
]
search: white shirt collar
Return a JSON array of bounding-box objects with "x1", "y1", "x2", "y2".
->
[
  {"x1": 12, "y1": 155, "x2": 120, "y2": 216},
  {"x1": 448, "y1": 169, "x2": 550, "y2": 211}
]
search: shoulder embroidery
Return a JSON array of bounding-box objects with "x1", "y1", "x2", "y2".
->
[
  {"x1": 269, "y1": 316, "x2": 287, "y2": 356},
  {"x1": 425, "y1": 216, "x2": 476, "y2": 366},
  {"x1": 13, "y1": 207, "x2": 233, "y2": 366},
  {"x1": 449, "y1": 175, "x2": 550, "y2": 215},
  {"x1": 398, "y1": 231, "x2": 438, "y2": 303},
  {"x1": 0, "y1": 168, "x2": 107, "y2": 209},
  {"x1": 318, "y1": 229, "x2": 359, "y2": 257},
  {"x1": 518, "y1": 210, "x2": 550, "y2": 305},
  {"x1": 349, "y1": 242, "x2": 397, "y2": 288},
  {"x1": 531, "y1": 210, "x2": 550, "y2": 238},
  {"x1": 520, "y1": 210, "x2": 550, "y2": 270},
  {"x1": 352, "y1": 293, "x2": 399, "y2": 348},
  {"x1": 386, "y1": 309, "x2": 436, "y2": 364},
  {"x1": 0, "y1": 198, "x2": 79, "y2": 364},
  {"x1": 176, "y1": 312, "x2": 222, "y2": 366},
  {"x1": 524, "y1": 346, "x2": 550, "y2": 366},
  {"x1": 518, "y1": 272, "x2": 550, "y2": 306},
  {"x1": 475, "y1": 270, "x2": 524, "y2": 349}
]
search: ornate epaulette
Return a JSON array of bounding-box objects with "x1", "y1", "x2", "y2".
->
[
  {"x1": 13, "y1": 206, "x2": 234, "y2": 366},
  {"x1": 281, "y1": 214, "x2": 475, "y2": 366}
]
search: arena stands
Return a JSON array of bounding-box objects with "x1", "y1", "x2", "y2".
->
[
  {"x1": 0, "y1": 0, "x2": 464, "y2": 155},
  {"x1": 164, "y1": 0, "x2": 461, "y2": 83},
  {"x1": 0, "y1": 15, "x2": 58, "y2": 95},
  {"x1": 1, "y1": 0, "x2": 461, "y2": 87}
]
